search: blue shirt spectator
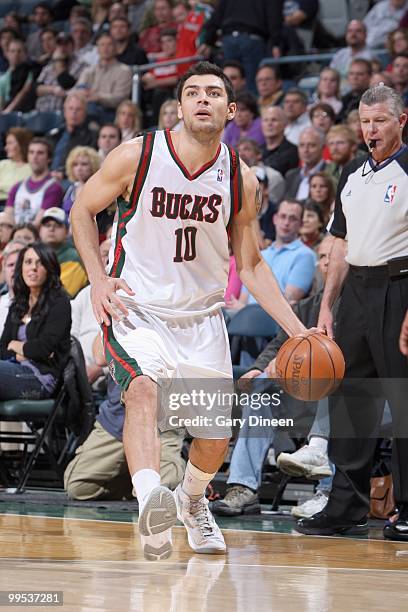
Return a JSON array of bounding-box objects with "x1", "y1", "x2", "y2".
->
[{"x1": 242, "y1": 238, "x2": 316, "y2": 304}]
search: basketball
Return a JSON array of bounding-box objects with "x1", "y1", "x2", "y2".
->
[{"x1": 275, "y1": 332, "x2": 345, "y2": 401}]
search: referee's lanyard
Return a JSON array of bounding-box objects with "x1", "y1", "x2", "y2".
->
[{"x1": 362, "y1": 144, "x2": 408, "y2": 180}]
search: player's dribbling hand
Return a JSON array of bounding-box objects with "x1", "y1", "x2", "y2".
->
[
  {"x1": 264, "y1": 358, "x2": 277, "y2": 378},
  {"x1": 317, "y1": 306, "x2": 334, "y2": 339},
  {"x1": 91, "y1": 276, "x2": 135, "y2": 326}
]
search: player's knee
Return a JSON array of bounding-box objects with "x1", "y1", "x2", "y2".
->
[{"x1": 125, "y1": 375, "x2": 156, "y2": 405}]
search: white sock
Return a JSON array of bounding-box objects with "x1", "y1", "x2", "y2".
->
[
  {"x1": 308, "y1": 436, "x2": 328, "y2": 455},
  {"x1": 182, "y1": 460, "x2": 216, "y2": 500},
  {"x1": 132, "y1": 469, "x2": 160, "y2": 512}
]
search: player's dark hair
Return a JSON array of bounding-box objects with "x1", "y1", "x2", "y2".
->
[{"x1": 177, "y1": 61, "x2": 235, "y2": 105}]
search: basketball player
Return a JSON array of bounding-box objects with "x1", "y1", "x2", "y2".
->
[{"x1": 71, "y1": 62, "x2": 309, "y2": 561}]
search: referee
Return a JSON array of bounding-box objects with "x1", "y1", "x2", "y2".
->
[{"x1": 296, "y1": 85, "x2": 408, "y2": 540}]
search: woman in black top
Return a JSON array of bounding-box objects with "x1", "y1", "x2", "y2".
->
[{"x1": 0, "y1": 242, "x2": 71, "y2": 400}]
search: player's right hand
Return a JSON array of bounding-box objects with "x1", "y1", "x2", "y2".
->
[
  {"x1": 317, "y1": 306, "x2": 334, "y2": 339},
  {"x1": 91, "y1": 276, "x2": 135, "y2": 326}
]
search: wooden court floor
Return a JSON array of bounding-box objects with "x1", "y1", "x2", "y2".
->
[{"x1": 0, "y1": 512, "x2": 408, "y2": 612}]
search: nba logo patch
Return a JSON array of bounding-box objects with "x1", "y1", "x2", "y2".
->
[
  {"x1": 384, "y1": 184, "x2": 397, "y2": 204},
  {"x1": 217, "y1": 169, "x2": 224, "y2": 182}
]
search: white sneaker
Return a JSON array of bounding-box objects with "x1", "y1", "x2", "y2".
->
[
  {"x1": 291, "y1": 490, "x2": 329, "y2": 519},
  {"x1": 174, "y1": 484, "x2": 226, "y2": 554},
  {"x1": 138, "y1": 486, "x2": 177, "y2": 561},
  {"x1": 277, "y1": 445, "x2": 333, "y2": 480}
]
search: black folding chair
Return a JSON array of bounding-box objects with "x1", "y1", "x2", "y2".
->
[{"x1": 0, "y1": 337, "x2": 95, "y2": 492}]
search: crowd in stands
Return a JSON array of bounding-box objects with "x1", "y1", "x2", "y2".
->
[{"x1": 0, "y1": 0, "x2": 407, "y2": 520}]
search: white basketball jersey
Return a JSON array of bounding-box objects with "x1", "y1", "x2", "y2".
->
[{"x1": 109, "y1": 129, "x2": 242, "y2": 316}]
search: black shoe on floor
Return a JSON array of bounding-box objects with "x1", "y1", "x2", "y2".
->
[
  {"x1": 295, "y1": 510, "x2": 369, "y2": 536},
  {"x1": 383, "y1": 506, "x2": 408, "y2": 541}
]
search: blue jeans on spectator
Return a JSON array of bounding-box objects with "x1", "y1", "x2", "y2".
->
[
  {"x1": 227, "y1": 372, "x2": 276, "y2": 490},
  {"x1": 0, "y1": 360, "x2": 52, "y2": 401},
  {"x1": 222, "y1": 33, "x2": 266, "y2": 94}
]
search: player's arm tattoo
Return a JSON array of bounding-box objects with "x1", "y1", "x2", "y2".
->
[{"x1": 255, "y1": 183, "x2": 262, "y2": 214}]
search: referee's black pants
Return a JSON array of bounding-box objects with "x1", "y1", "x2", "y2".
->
[{"x1": 326, "y1": 265, "x2": 408, "y2": 521}]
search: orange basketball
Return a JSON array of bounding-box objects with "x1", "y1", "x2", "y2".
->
[{"x1": 275, "y1": 332, "x2": 345, "y2": 401}]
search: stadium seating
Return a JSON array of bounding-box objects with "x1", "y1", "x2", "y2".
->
[{"x1": 0, "y1": 112, "x2": 24, "y2": 134}]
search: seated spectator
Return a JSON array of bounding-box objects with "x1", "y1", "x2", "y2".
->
[
  {"x1": 0, "y1": 212, "x2": 15, "y2": 288},
  {"x1": 141, "y1": 28, "x2": 179, "y2": 123},
  {"x1": 5, "y1": 139, "x2": 63, "y2": 228},
  {"x1": 108, "y1": 2, "x2": 128, "y2": 23},
  {"x1": 299, "y1": 201, "x2": 326, "y2": 251},
  {"x1": 231, "y1": 199, "x2": 316, "y2": 311},
  {"x1": 0, "y1": 128, "x2": 32, "y2": 210},
  {"x1": 0, "y1": 242, "x2": 71, "y2": 401},
  {"x1": 139, "y1": 0, "x2": 177, "y2": 59},
  {"x1": 223, "y1": 92, "x2": 265, "y2": 147},
  {"x1": 0, "y1": 39, "x2": 36, "y2": 113},
  {"x1": 70, "y1": 17, "x2": 99, "y2": 67},
  {"x1": 173, "y1": 1, "x2": 189, "y2": 25},
  {"x1": 304, "y1": 171, "x2": 335, "y2": 224},
  {"x1": 252, "y1": 166, "x2": 276, "y2": 245},
  {"x1": 62, "y1": 146, "x2": 101, "y2": 216},
  {"x1": 39, "y1": 208, "x2": 88, "y2": 298},
  {"x1": 0, "y1": 213, "x2": 14, "y2": 253},
  {"x1": 97, "y1": 123, "x2": 121, "y2": 161},
  {"x1": 390, "y1": 52, "x2": 408, "y2": 104},
  {"x1": 237, "y1": 137, "x2": 285, "y2": 205},
  {"x1": 310, "y1": 67, "x2": 342, "y2": 116},
  {"x1": 386, "y1": 28, "x2": 408, "y2": 69},
  {"x1": 37, "y1": 28, "x2": 58, "y2": 69},
  {"x1": 338, "y1": 58, "x2": 372, "y2": 122},
  {"x1": 26, "y1": 3, "x2": 55, "y2": 62},
  {"x1": 55, "y1": 32, "x2": 90, "y2": 81},
  {"x1": 212, "y1": 234, "x2": 334, "y2": 518},
  {"x1": 283, "y1": 88, "x2": 311, "y2": 146},
  {"x1": 35, "y1": 44, "x2": 80, "y2": 113},
  {"x1": 261, "y1": 106, "x2": 299, "y2": 177},
  {"x1": 330, "y1": 20, "x2": 374, "y2": 83},
  {"x1": 49, "y1": 92, "x2": 98, "y2": 179},
  {"x1": 115, "y1": 99, "x2": 142, "y2": 141},
  {"x1": 75, "y1": 32, "x2": 133, "y2": 124},
  {"x1": 310, "y1": 103, "x2": 335, "y2": 137},
  {"x1": 91, "y1": 0, "x2": 113, "y2": 40},
  {"x1": 346, "y1": 109, "x2": 367, "y2": 152},
  {"x1": 0, "y1": 27, "x2": 20, "y2": 73},
  {"x1": 222, "y1": 61, "x2": 247, "y2": 96},
  {"x1": 285, "y1": 127, "x2": 326, "y2": 200},
  {"x1": 11, "y1": 222, "x2": 40, "y2": 245},
  {"x1": 255, "y1": 65, "x2": 285, "y2": 112},
  {"x1": 110, "y1": 16, "x2": 148, "y2": 66},
  {"x1": 364, "y1": 0, "x2": 408, "y2": 49},
  {"x1": 325, "y1": 125, "x2": 358, "y2": 187},
  {"x1": 370, "y1": 71, "x2": 393, "y2": 87},
  {"x1": 64, "y1": 336, "x2": 186, "y2": 500},
  {"x1": 0, "y1": 239, "x2": 25, "y2": 335},
  {"x1": 309, "y1": 103, "x2": 335, "y2": 160},
  {"x1": 158, "y1": 98, "x2": 181, "y2": 130}
]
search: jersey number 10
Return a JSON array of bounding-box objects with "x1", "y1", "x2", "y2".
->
[{"x1": 173, "y1": 227, "x2": 198, "y2": 262}]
